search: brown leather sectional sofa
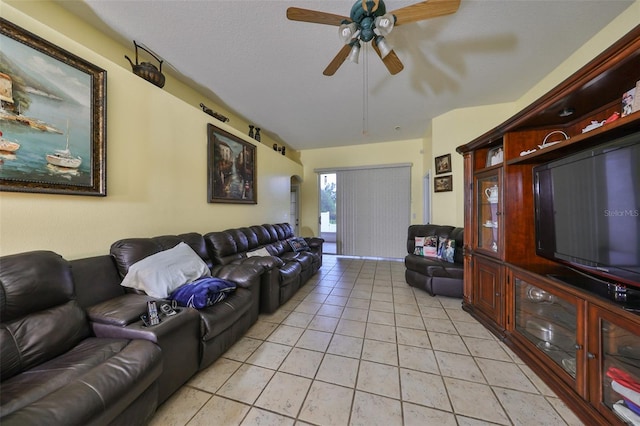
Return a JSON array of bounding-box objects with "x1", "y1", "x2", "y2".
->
[
  {"x1": 0, "y1": 224, "x2": 322, "y2": 425},
  {"x1": 204, "y1": 223, "x2": 324, "y2": 313}
]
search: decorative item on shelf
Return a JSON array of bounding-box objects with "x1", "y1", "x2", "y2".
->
[
  {"x1": 273, "y1": 144, "x2": 286, "y2": 156},
  {"x1": 558, "y1": 107, "x2": 575, "y2": 117},
  {"x1": 254, "y1": 127, "x2": 261, "y2": 142},
  {"x1": 248, "y1": 125, "x2": 254, "y2": 138},
  {"x1": 633, "y1": 80, "x2": 640, "y2": 113},
  {"x1": 124, "y1": 40, "x2": 165, "y2": 88},
  {"x1": 199, "y1": 103, "x2": 229, "y2": 122},
  {"x1": 526, "y1": 285, "x2": 555, "y2": 303},
  {"x1": 486, "y1": 146, "x2": 503, "y2": 167},
  {"x1": 605, "y1": 111, "x2": 620, "y2": 124},
  {"x1": 582, "y1": 120, "x2": 605, "y2": 133},
  {"x1": 484, "y1": 184, "x2": 499, "y2": 250},
  {"x1": 622, "y1": 87, "x2": 636, "y2": 117},
  {"x1": 485, "y1": 184, "x2": 499, "y2": 204},
  {"x1": 539, "y1": 130, "x2": 569, "y2": 148}
]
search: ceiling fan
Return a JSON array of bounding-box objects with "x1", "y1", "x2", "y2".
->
[{"x1": 287, "y1": 0, "x2": 461, "y2": 76}]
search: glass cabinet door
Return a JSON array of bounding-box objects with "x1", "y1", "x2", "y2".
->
[
  {"x1": 514, "y1": 277, "x2": 579, "y2": 382},
  {"x1": 476, "y1": 171, "x2": 501, "y2": 255},
  {"x1": 588, "y1": 305, "x2": 640, "y2": 424}
]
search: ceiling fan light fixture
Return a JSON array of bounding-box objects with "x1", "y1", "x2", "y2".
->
[
  {"x1": 375, "y1": 36, "x2": 393, "y2": 58},
  {"x1": 339, "y1": 22, "x2": 358, "y2": 44},
  {"x1": 347, "y1": 41, "x2": 361, "y2": 64},
  {"x1": 374, "y1": 13, "x2": 395, "y2": 36}
]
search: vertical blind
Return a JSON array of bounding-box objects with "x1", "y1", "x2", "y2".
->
[{"x1": 333, "y1": 164, "x2": 411, "y2": 258}]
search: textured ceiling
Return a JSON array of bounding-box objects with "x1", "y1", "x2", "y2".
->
[{"x1": 56, "y1": 0, "x2": 633, "y2": 150}]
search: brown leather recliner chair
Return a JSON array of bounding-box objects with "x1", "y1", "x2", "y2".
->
[
  {"x1": 404, "y1": 225, "x2": 464, "y2": 298},
  {"x1": 0, "y1": 251, "x2": 162, "y2": 426}
]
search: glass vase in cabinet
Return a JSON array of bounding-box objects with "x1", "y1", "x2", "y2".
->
[
  {"x1": 588, "y1": 304, "x2": 640, "y2": 425},
  {"x1": 513, "y1": 275, "x2": 586, "y2": 393},
  {"x1": 475, "y1": 170, "x2": 502, "y2": 257}
]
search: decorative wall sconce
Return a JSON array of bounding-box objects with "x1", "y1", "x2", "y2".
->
[
  {"x1": 200, "y1": 103, "x2": 229, "y2": 122},
  {"x1": 125, "y1": 41, "x2": 165, "y2": 88},
  {"x1": 273, "y1": 144, "x2": 286, "y2": 156}
]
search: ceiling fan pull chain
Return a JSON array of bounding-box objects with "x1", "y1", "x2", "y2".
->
[{"x1": 362, "y1": 45, "x2": 369, "y2": 136}]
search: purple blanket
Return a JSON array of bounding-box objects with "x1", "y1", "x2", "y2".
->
[{"x1": 169, "y1": 277, "x2": 236, "y2": 309}]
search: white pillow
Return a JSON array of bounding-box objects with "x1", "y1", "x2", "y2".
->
[
  {"x1": 246, "y1": 247, "x2": 271, "y2": 257},
  {"x1": 120, "y1": 242, "x2": 211, "y2": 298}
]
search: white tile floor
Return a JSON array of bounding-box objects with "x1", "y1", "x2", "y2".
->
[{"x1": 149, "y1": 255, "x2": 584, "y2": 426}]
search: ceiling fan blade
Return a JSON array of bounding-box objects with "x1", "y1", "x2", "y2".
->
[
  {"x1": 372, "y1": 44, "x2": 404, "y2": 75},
  {"x1": 286, "y1": 7, "x2": 350, "y2": 26},
  {"x1": 391, "y1": 0, "x2": 461, "y2": 26},
  {"x1": 323, "y1": 44, "x2": 352, "y2": 76}
]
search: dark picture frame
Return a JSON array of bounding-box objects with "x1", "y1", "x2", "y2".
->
[
  {"x1": 0, "y1": 18, "x2": 107, "y2": 196},
  {"x1": 434, "y1": 153, "x2": 451, "y2": 175},
  {"x1": 207, "y1": 123, "x2": 256, "y2": 204},
  {"x1": 434, "y1": 175, "x2": 453, "y2": 192}
]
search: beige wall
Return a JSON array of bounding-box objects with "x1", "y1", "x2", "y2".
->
[
  {"x1": 1, "y1": 0, "x2": 638, "y2": 258},
  {"x1": 298, "y1": 139, "x2": 425, "y2": 237},
  {"x1": 0, "y1": 2, "x2": 302, "y2": 259},
  {"x1": 430, "y1": 102, "x2": 516, "y2": 226}
]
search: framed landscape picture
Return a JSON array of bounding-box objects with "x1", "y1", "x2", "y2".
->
[
  {"x1": 434, "y1": 175, "x2": 453, "y2": 192},
  {"x1": 0, "y1": 18, "x2": 107, "y2": 196},
  {"x1": 207, "y1": 123, "x2": 256, "y2": 204}
]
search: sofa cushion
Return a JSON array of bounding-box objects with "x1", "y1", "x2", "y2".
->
[
  {"x1": 0, "y1": 251, "x2": 75, "y2": 322},
  {"x1": 110, "y1": 233, "x2": 213, "y2": 277},
  {"x1": 246, "y1": 247, "x2": 271, "y2": 257},
  {"x1": 120, "y1": 242, "x2": 211, "y2": 298},
  {"x1": 423, "y1": 236, "x2": 439, "y2": 257},
  {"x1": 199, "y1": 287, "x2": 253, "y2": 341},
  {"x1": 0, "y1": 338, "x2": 161, "y2": 424},
  {"x1": 287, "y1": 237, "x2": 309, "y2": 253},
  {"x1": 1, "y1": 301, "x2": 89, "y2": 381},
  {"x1": 0, "y1": 251, "x2": 90, "y2": 381},
  {"x1": 437, "y1": 238, "x2": 456, "y2": 263}
]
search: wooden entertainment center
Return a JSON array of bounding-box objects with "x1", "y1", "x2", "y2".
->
[{"x1": 456, "y1": 25, "x2": 640, "y2": 425}]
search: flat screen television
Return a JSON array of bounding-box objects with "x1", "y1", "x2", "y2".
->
[{"x1": 533, "y1": 131, "x2": 640, "y2": 287}]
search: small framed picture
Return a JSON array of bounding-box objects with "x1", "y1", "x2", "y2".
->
[
  {"x1": 434, "y1": 153, "x2": 451, "y2": 175},
  {"x1": 633, "y1": 80, "x2": 640, "y2": 114},
  {"x1": 622, "y1": 86, "x2": 636, "y2": 117},
  {"x1": 434, "y1": 175, "x2": 453, "y2": 192},
  {"x1": 486, "y1": 146, "x2": 503, "y2": 167}
]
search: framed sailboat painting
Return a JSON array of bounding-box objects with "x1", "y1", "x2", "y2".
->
[{"x1": 0, "y1": 18, "x2": 106, "y2": 196}]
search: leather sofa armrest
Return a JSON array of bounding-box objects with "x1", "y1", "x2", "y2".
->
[
  {"x1": 87, "y1": 294, "x2": 155, "y2": 327},
  {"x1": 211, "y1": 263, "x2": 264, "y2": 290},
  {"x1": 304, "y1": 237, "x2": 324, "y2": 249},
  {"x1": 240, "y1": 256, "x2": 284, "y2": 270}
]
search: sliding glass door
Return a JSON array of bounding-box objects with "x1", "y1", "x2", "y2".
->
[{"x1": 318, "y1": 164, "x2": 411, "y2": 259}]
